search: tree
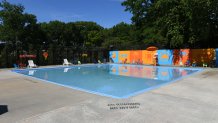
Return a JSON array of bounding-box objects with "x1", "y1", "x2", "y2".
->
[
  {"x1": 102, "y1": 22, "x2": 142, "y2": 50},
  {"x1": 0, "y1": 0, "x2": 40, "y2": 67},
  {"x1": 122, "y1": 0, "x2": 154, "y2": 27},
  {"x1": 64, "y1": 22, "x2": 81, "y2": 49},
  {"x1": 74, "y1": 21, "x2": 104, "y2": 50},
  {"x1": 122, "y1": 0, "x2": 218, "y2": 48}
]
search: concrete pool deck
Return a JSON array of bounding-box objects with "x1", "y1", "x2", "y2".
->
[{"x1": 0, "y1": 66, "x2": 218, "y2": 123}]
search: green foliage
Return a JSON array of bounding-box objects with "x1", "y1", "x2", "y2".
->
[
  {"x1": 102, "y1": 22, "x2": 142, "y2": 50},
  {"x1": 122, "y1": 0, "x2": 154, "y2": 27},
  {"x1": 0, "y1": 0, "x2": 40, "y2": 67},
  {"x1": 0, "y1": 0, "x2": 38, "y2": 44},
  {"x1": 142, "y1": 27, "x2": 167, "y2": 48},
  {"x1": 63, "y1": 22, "x2": 81, "y2": 47},
  {"x1": 74, "y1": 21, "x2": 104, "y2": 50},
  {"x1": 122, "y1": 0, "x2": 218, "y2": 48}
]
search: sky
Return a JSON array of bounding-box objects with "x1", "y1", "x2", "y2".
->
[{"x1": 7, "y1": 0, "x2": 132, "y2": 28}]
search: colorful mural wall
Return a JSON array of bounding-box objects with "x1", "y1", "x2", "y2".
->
[{"x1": 109, "y1": 48, "x2": 217, "y2": 67}]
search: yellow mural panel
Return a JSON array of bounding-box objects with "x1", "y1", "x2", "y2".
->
[{"x1": 118, "y1": 51, "x2": 130, "y2": 64}]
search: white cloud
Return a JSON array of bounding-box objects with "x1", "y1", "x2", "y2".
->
[{"x1": 49, "y1": 12, "x2": 83, "y2": 22}]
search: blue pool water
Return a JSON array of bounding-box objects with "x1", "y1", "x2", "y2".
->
[{"x1": 13, "y1": 64, "x2": 202, "y2": 98}]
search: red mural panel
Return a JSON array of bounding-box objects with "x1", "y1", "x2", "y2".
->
[{"x1": 173, "y1": 49, "x2": 190, "y2": 65}]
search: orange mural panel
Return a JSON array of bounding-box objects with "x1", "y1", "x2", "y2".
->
[
  {"x1": 130, "y1": 50, "x2": 143, "y2": 64},
  {"x1": 173, "y1": 49, "x2": 190, "y2": 65},
  {"x1": 142, "y1": 50, "x2": 157, "y2": 65},
  {"x1": 118, "y1": 51, "x2": 130, "y2": 64},
  {"x1": 190, "y1": 49, "x2": 215, "y2": 65}
]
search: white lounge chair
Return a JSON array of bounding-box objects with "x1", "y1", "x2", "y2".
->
[
  {"x1": 98, "y1": 60, "x2": 103, "y2": 64},
  {"x1": 63, "y1": 59, "x2": 72, "y2": 66},
  {"x1": 78, "y1": 61, "x2": 81, "y2": 65},
  {"x1": 28, "y1": 60, "x2": 37, "y2": 68}
]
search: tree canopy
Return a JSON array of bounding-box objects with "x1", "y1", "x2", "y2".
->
[{"x1": 122, "y1": 0, "x2": 218, "y2": 48}]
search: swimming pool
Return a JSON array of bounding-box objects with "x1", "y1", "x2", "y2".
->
[{"x1": 13, "y1": 64, "x2": 202, "y2": 98}]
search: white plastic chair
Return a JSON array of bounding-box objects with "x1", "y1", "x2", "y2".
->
[
  {"x1": 28, "y1": 60, "x2": 37, "y2": 68},
  {"x1": 98, "y1": 60, "x2": 103, "y2": 64},
  {"x1": 63, "y1": 59, "x2": 72, "y2": 66},
  {"x1": 78, "y1": 61, "x2": 81, "y2": 65}
]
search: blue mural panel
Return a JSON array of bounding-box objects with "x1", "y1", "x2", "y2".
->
[
  {"x1": 216, "y1": 49, "x2": 218, "y2": 67},
  {"x1": 109, "y1": 51, "x2": 119, "y2": 63},
  {"x1": 157, "y1": 50, "x2": 173, "y2": 65}
]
